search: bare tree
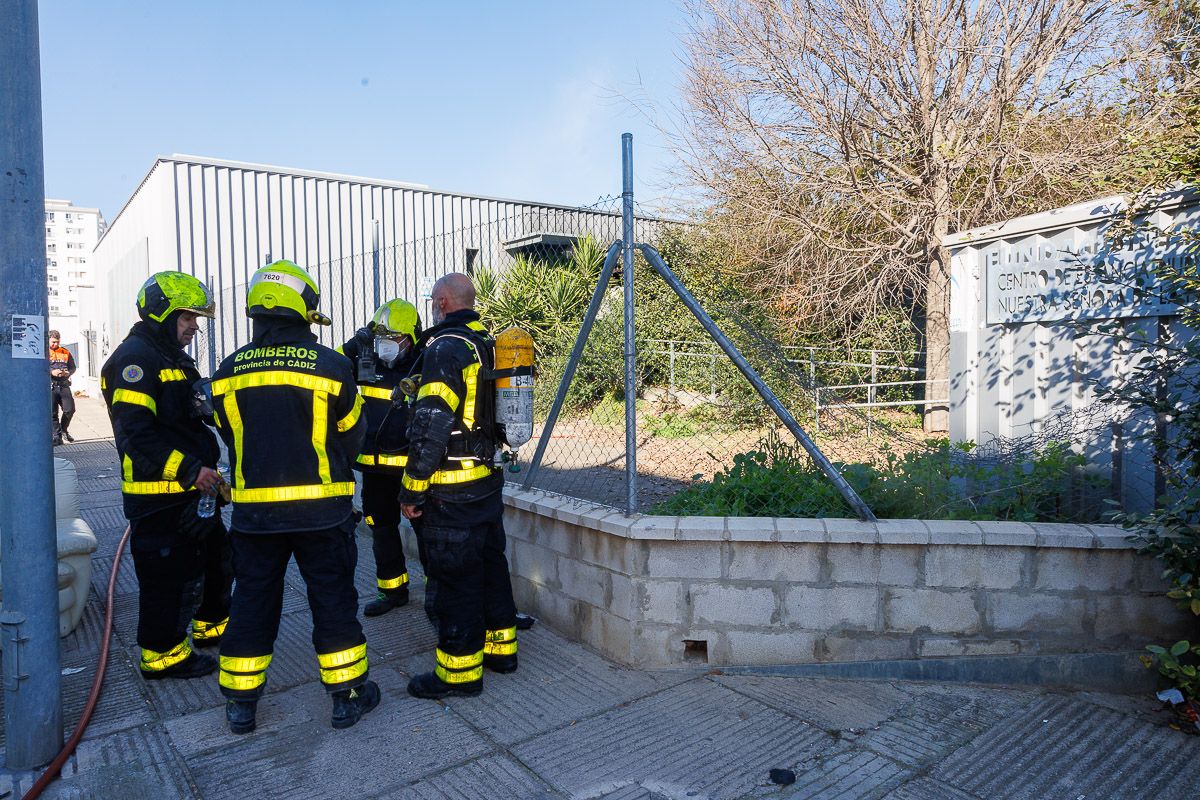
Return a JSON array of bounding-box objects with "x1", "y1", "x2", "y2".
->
[{"x1": 679, "y1": 0, "x2": 1153, "y2": 431}]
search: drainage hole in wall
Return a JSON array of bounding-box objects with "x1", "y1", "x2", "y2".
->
[{"x1": 683, "y1": 639, "x2": 708, "y2": 662}]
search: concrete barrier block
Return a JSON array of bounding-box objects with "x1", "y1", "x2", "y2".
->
[
  {"x1": 878, "y1": 519, "x2": 930, "y2": 545},
  {"x1": 610, "y1": 573, "x2": 635, "y2": 619},
  {"x1": 919, "y1": 637, "x2": 1021, "y2": 657},
  {"x1": 580, "y1": 607, "x2": 635, "y2": 661},
  {"x1": 885, "y1": 588, "x2": 980, "y2": 634},
  {"x1": 627, "y1": 624, "x2": 686, "y2": 668},
  {"x1": 979, "y1": 521, "x2": 1038, "y2": 547},
  {"x1": 819, "y1": 635, "x2": 915, "y2": 662},
  {"x1": 784, "y1": 585, "x2": 879, "y2": 629},
  {"x1": 924, "y1": 546, "x2": 1025, "y2": 589},
  {"x1": 1034, "y1": 550, "x2": 1134, "y2": 592},
  {"x1": 1133, "y1": 556, "x2": 1170, "y2": 593},
  {"x1": 1093, "y1": 595, "x2": 1195, "y2": 643},
  {"x1": 828, "y1": 544, "x2": 921, "y2": 587},
  {"x1": 825, "y1": 518, "x2": 880, "y2": 544},
  {"x1": 724, "y1": 629, "x2": 819, "y2": 664},
  {"x1": 726, "y1": 516, "x2": 774, "y2": 542},
  {"x1": 925, "y1": 519, "x2": 984, "y2": 545},
  {"x1": 559, "y1": 558, "x2": 609, "y2": 609},
  {"x1": 639, "y1": 580, "x2": 685, "y2": 624},
  {"x1": 1031, "y1": 523, "x2": 1095, "y2": 549},
  {"x1": 511, "y1": 539, "x2": 558, "y2": 588},
  {"x1": 629, "y1": 516, "x2": 678, "y2": 541},
  {"x1": 727, "y1": 543, "x2": 821, "y2": 583},
  {"x1": 693, "y1": 584, "x2": 778, "y2": 627},
  {"x1": 775, "y1": 517, "x2": 827, "y2": 544},
  {"x1": 988, "y1": 593, "x2": 1089, "y2": 635},
  {"x1": 576, "y1": 530, "x2": 632, "y2": 572},
  {"x1": 645, "y1": 541, "x2": 723, "y2": 579},
  {"x1": 536, "y1": 517, "x2": 578, "y2": 558},
  {"x1": 676, "y1": 516, "x2": 726, "y2": 541}
]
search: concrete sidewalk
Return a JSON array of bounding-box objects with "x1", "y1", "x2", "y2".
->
[{"x1": 2, "y1": 403, "x2": 1199, "y2": 799}]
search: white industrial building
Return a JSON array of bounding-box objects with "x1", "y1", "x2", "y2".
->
[
  {"x1": 44, "y1": 198, "x2": 105, "y2": 390},
  {"x1": 94, "y1": 155, "x2": 662, "y2": 372}
]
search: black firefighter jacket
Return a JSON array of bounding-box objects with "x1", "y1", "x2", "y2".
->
[
  {"x1": 339, "y1": 335, "x2": 418, "y2": 475},
  {"x1": 101, "y1": 321, "x2": 221, "y2": 520},
  {"x1": 211, "y1": 319, "x2": 366, "y2": 534}
]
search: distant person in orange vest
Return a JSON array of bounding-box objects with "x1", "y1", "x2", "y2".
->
[{"x1": 49, "y1": 330, "x2": 77, "y2": 445}]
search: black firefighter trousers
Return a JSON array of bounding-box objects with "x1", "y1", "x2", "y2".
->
[
  {"x1": 129, "y1": 499, "x2": 232, "y2": 672},
  {"x1": 218, "y1": 520, "x2": 367, "y2": 699},
  {"x1": 361, "y1": 471, "x2": 409, "y2": 592},
  {"x1": 414, "y1": 490, "x2": 517, "y2": 682}
]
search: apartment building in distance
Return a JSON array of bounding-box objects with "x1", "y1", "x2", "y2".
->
[{"x1": 45, "y1": 198, "x2": 106, "y2": 392}]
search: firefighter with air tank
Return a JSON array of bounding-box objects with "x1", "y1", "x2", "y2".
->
[
  {"x1": 399, "y1": 272, "x2": 535, "y2": 699},
  {"x1": 339, "y1": 299, "x2": 422, "y2": 617}
]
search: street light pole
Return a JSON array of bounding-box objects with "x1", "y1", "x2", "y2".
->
[{"x1": 0, "y1": 0, "x2": 66, "y2": 769}]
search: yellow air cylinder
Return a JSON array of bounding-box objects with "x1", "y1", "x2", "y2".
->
[{"x1": 494, "y1": 326, "x2": 535, "y2": 449}]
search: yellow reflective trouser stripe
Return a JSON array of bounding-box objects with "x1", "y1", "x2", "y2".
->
[
  {"x1": 159, "y1": 368, "x2": 188, "y2": 382},
  {"x1": 430, "y1": 464, "x2": 492, "y2": 485},
  {"x1": 192, "y1": 617, "x2": 228, "y2": 639},
  {"x1": 337, "y1": 393, "x2": 364, "y2": 432},
  {"x1": 485, "y1": 626, "x2": 517, "y2": 642},
  {"x1": 220, "y1": 654, "x2": 272, "y2": 672},
  {"x1": 321, "y1": 660, "x2": 369, "y2": 686},
  {"x1": 162, "y1": 449, "x2": 184, "y2": 481},
  {"x1": 223, "y1": 393, "x2": 246, "y2": 489},
  {"x1": 113, "y1": 388, "x2": 157, "y2": 415},
  {"x1": 436, "y1": 648, "x2": 483, "y2": 670},
  {"x1": 211, "y1": 370, "x2": 341, "y2": 397},
  {"x1": 364, "y1": 515, "x2": 374, "y2": 525},
  {"x1": 220, "y1": 671, "x2": 266, "y2": 691},
  {"x1": 357, "y1": 453, "x2": 408, "y2": 467},
  {"x1": 359, "y1": 385, "x2": 392, "y2": 400},
  {"x1": 317, "y1": 643, "x2": 368, "y2": 669},
  {"x1": 461, "y1": 362, "x2": 479, "y2": 430},
  {"x1": 417, "y1": 381, "x2": 459, "y2": 412},
  {"x1": 402, "y1": 473, "x2": 430, "y2": 492},
  {"x1": 313, "y1": 391, "x2": 332, "y2": 484},
  {"x1": 231, "y1": 482, "x2": 356, "y2": 503},
  {"x1": 141, "y1": 639, "x2": 191, "y2": 671},
  {"x1": 484, "y1": 626, "x2": 517, "y2": 655},
  {"x1": 378, "y1": 573, "x2": 409, "y2": 590},
  {"x1": 437, "y1": 663, "x2": 484, "y2": 684}
]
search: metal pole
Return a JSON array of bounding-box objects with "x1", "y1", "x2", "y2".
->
[
  {"x1": 371, "y1": 218, "x2": 381, "y2": 311},
  {"x1": 0, "y1": 0, "x2": 64, "y2": 768},
  {"x1": 621, "y1": 133, "x2": 637, "y2": 515},
  {"x1": 868, "y1": 350, "x2": 877, "y2": 439},
  {"x1": 523, "y1": 242, "x2": 622, "y2": 490},
  {"x1": 639, "y1": 244, "x2": 876, "y2": 522}
]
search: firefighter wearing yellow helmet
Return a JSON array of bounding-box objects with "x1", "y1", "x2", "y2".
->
[
  {"x1": 338, "y1": 298, "x2": 422, "y2": 617},
  {"x1": 101, "y1": 271, "x2": 232, "y2": 683},
  {"x1": 210, "y1": 259, "x2": 380, "y2": 734}
]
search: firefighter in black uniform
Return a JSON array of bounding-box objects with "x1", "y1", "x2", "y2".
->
[
  {"x1": 401, "y1": 272, "x2": 519, "y2": 699},
  {"x1": 340, "y1": 298, "x2": 422, "y2": 617},
  {"x1": 101, "y1": 272, "x2": 233, "y2": 681},
  {"x1": 213, "y1": 259, "x2": 379, "y2": 734}
]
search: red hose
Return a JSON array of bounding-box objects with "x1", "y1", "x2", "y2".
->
[{"x1": 22, "y1": 525, "x2": 130, "y2": 800}]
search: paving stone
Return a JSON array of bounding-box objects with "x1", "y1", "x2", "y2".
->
[
  {"x1": 712, "y1": 676, "x2": 915, "y2": 731},
  {"x1": 80, "y1": 504, "x2": 127, "y2": 534},
  {"x1": 932, "y1": 694, "x2": 1200, "y2": 799},
  {"x1": 60, "y1": 596, "x2": 113, "y2": 664},
  {"x1": 181, "y1": 668, "x2": 492, "y2": 800},
  {"x1": 361, "y1": 600, "x2": 438, "y2": 665},
  {"x1": 401, "y1": 625, "x2": 690, "y2": 746},
  {"x1": 879, "y1": 777, "x2": 984, "y2": 799},
  {"x1": 89, "y1": 551, "x2": 139, "y2": 599},
  {"x1": 513, "y1": 679, "x2": 837, "y2": 800},
  {"x1": 4, "y1": 723, "x2": 200, "y2": 800},
  {"x1": 741, "y1": 749, "x2": 911, "y2": 799},
  {"x1": 375, "y1": 753, "x2": 559, "y2": 799},
  {"x1": 856, "y1": 685, "x2": 1036, "y2": 769}
]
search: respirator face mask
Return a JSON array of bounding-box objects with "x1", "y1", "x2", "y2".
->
[{"x1": 375, "y1": 336, "x2": 404, "y2": 366}]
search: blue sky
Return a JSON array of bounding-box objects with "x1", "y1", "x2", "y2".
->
[{"x1": 38, "y1": 1, "x2": 688, "y2": 222}]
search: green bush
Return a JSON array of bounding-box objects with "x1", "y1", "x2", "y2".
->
[{"x1": 654, "y1": 437, "x2": 1100, "y2": 522}]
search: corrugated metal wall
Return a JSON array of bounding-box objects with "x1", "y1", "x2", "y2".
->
[
  {"x1": 95, "y1": 156, "x2": 663, "y2": 371},
  {"x1": 948, "y1": 192, "x2": 1197, "y2": 513}
]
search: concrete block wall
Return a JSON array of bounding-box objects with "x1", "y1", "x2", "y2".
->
[{"x1": 503, "y1": 489, "x2": 1195, "y2": 669}]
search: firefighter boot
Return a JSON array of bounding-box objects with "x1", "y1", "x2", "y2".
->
[
  {"x1": 226, "y1": 699, "x2": 258, "y2": 735},
  {"x1": 407, "y1": 671, "x2": 482, "y2": 700},
  {"x1": 363, "y1": 586, "x2": 409, "y2": 617},
  {"x1": 331, "y1": 680, "x2": 381, "y2": 729},
  {"x1": 141, "y1": 651, "x2": 217, "y2": 681}
]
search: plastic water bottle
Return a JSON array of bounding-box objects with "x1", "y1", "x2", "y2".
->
[{"x1": 197, "y1": 465, "x2": 228, "y2": 518}]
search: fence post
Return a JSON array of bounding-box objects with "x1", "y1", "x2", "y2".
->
[
  {"x1": 868, "y1": 349, "x2": 877, "y2": 439},
  {"x1": 371, "y1": 218, "x2": 381, "y2": 312},
  {"x1": 0, "y1": 0, "x2": 64, "y2": 768},
  {"x1": 621, "y1": 133, "x2": 638, "y2": 515}
]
